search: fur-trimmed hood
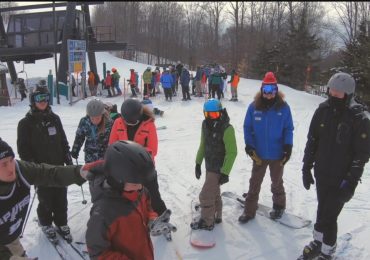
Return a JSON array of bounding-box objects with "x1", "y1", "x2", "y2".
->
[{"x1": 254, "y1": 91, "x2": 287, "y2": 110}]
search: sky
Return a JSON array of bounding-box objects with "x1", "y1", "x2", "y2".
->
[{"x1": 1, "y1": 51, "x2": 369, "y2": 259}]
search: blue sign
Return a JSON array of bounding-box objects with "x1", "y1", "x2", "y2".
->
[{"x1": 67, "y1": 39, "x2": 86, "y2": 73}]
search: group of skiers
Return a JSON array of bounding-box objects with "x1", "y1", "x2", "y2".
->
[{"x1": 0, "y1": 70, "x2": 369, "y2": 260}]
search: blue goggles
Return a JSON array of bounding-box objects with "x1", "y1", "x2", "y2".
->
[
  {"x1": 34, "y1": 93, "x2": 50, "y2": 103},
  {"x1": 262, "y1": 84, "x2": 278, "y2": 95}
]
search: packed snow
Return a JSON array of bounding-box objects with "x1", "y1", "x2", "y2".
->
[{"x1": 1, "y1": 52, "x2": 369, "y2": 260}]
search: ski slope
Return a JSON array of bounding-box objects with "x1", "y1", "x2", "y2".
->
[{"x1": 1, "y1": 52, "x2": 369, "y2": 260}]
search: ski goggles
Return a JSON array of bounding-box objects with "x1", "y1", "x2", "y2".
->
[
  {"x1": 204, "y1": 111, "x2": 221, "y2": 119},
  {"x1": 34, "y1": 93, "x2": 50, "y2": 103},
  {"x1": 262, "y1": 84, "x2": 278, "y2": 95}
]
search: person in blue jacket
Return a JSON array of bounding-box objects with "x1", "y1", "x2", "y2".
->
[
  {"x1": 160, "y1": 69, "x2": 174, "y2": 101},
  {"x1": 239, "y1": 71, "x2": 294, "y2": 223}
]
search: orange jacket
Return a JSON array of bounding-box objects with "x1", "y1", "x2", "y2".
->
[
  {"x1": 109, "y1": 113, "x2": 158, "y2": 161},
  {"x1": 88, "y1": 72, "x2": 95, "y2": 86},
  {"x1": 231, "y1": 74, "x2": 240, "y2": 88}
]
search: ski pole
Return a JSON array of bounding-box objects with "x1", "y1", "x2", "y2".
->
[
  {"x1": 20, "y1": 186, "x2": 38, "y2": 238},
  {"x1": 75, "y1": 159, "x2": 87, "y2": 205}
]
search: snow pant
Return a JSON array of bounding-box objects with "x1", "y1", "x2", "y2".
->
[
  {"x1": 231, "y1": 86, "x2": 238, "y2": 99},
  {"x1": 171, "y1": 85, "x2": 176, "y2": 96},
  {"x1": 0, "y1": 238, "x2": 27, "y2": 260},
  {"x1": 19, "y1": 90, "x2": 27, "y2": 101},
  {"x1": 163, "y1": 88, "x2": 172, "y2": 100},
  {"x1": 89, "y1": 84, "x2": 98, "y2": 96},
  {"x1": 145, "y1": 173, "x2": 167, "y2": 215},
  {"x1": 37, "y1": 186, "x2": 68, "y2": 227},
  {"x1": 192, "y1": 84, "x2": 196, "y2": 95},
  {"x1": 195, "y1": 80, "x2": 202, "y2": 96},
  {"x1": 244, "y1": 160, "x2": 285, "y2": 217},
  {"x1": 313, "y1": 183, "x2": 345, "y2": 246},
  {"x1": 130, "y1": 84, "x2": 137, "y2": 97},
  {"x1": 181, "y1": 85, "x2": 190, "y2": 100},
  {"x1": 114, "y1": 81, "x2": 122, "y2": 95},
  {"x1": 144, "y1": 83, "x2": 151, "y2": 96},
  {"x1": 211, "y1": 84, "x2": 221, "y2": 99},
  {"x1": 201, "y1": 82, "x2": 207, "y2": 94},
  {"x1": 199, "y1": 171, "x2": 222, "y2": 226},
  {"x1": 155, "y1": 82, "x2": 161, "y2": 93},
  {"x1": 150, "y1": 85, "x2": 156, "y2": 97}
]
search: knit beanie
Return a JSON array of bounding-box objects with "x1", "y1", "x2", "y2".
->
[
  {"x1": 262, "y1": 72, "x2": 277, "y2": 85},
  {"x1": 0, "y1": 138, "x2": 15, "y2": 160},
  {"x1": 86, "y1": 99, "x2": 105, "y2": 117}
]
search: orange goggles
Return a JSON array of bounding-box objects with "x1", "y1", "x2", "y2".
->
[{"x1": 204, "y1": 111, "x2": 221, "y2": 119}]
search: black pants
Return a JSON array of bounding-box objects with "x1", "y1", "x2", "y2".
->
[
  {"x1": 181, "y1": 85, "x2": 190, "y2": 100},
  {"x1": 130, "y1": 85, "x2": 137, "y2": 97},
  {"x1": 211, "y1": 84, "x2": 221, "y2": 99},
  {"x1": 144, "y1": 83, "x2": 151, "y2": 96},
  {"x1": 145, "y1": 174, "x2": 167, "y2": 215},
  {"x1": 314, "y1": 183, "x2": 345, "y2": 246},
  {"x1": 164, "y1": 88, "x2": 172, "y2": 100},
  {"x1": 37, "y1": 186, "x2": 68, "y2": 227}
]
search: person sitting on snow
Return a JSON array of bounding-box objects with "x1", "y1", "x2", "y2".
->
[{"x1": 141, "y1": 96, "x2": 164, "y2": 117}]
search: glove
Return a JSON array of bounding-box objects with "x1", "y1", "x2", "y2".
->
[
  {"x1": 65, "y1": 152, "x2": 73, "y2": 166},
  {"x1": 219, "y1": 174, "x2": 229, "y2": 185},
  {"x1": 149, "y1": 209, "x2": 177, "y2": 236},
  {"x1": 71, "y1": 149, "x2": 78, "y2": 160},
  {"x1": 338, "y1": 175, "x2": 358, "y2": 203},
  {"x1": 80, "y1": 160, "x2": 105, "y2": 180},
  {"x1": 195, "y1": 164, "x2": 201, "y2": 179},
  {"x1": 302, "y1": 166, "x2": 315, "y2": 190},
  {"x1": 280, "y1": 144, "x2": 292, "y2": 166},
  {"x1": 245, "y1": 145, "x2": 262, "y2": 166}
]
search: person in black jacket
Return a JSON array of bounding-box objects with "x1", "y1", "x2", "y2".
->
[
  {"x1": 300, "y1": 72, "x2": 370, "y2": 260},
  {"x1": 16, "y1": 84, "x2": 74, "y2": 243}
]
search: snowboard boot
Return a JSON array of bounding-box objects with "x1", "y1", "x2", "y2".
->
[
  {"x1": 318, "y1": 242, "x2": 336, "y2": 260},
  {"x1": 317, "y1": 253, "x2": 332, "y2": 260},
  {"x1": 215, "y1": 212, "x2": 222, "y2": 224},
  {"x1": 190, "y1": 218, "x2": 214, "y2": 231},
  {"x1": 56, "y1": 225, "x2": 73, "y2": 243},
  {"x1": 41, "y1": 225, "x2": 57, "y2": 244},
  {"x1": 238, "y1": 212, "x2": 254, "y2": 224},
  {"x1": 302, "y1": 240, "x2": 322, "y2": 259},
  {"x1": 269, "y1": 208, "x2": 285, "y2": 219}
]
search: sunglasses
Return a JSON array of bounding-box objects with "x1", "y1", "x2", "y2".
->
[
  {"x1": 262, "y1": 85, "x2": 278, "y2": 95},
  {"x1": 34, "y1": 93, "x2": 50, "y2": 103},
  {"x1": 204, "y1": 111, "x2": 221, "y2": 119}
]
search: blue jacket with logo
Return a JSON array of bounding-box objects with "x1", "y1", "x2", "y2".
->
[
  {"x1": 160, "y1": 72, "x2": 173, "y2": 89},
  {"x1": 243, "y1": 93, "x2": 294, "y2": 160}
]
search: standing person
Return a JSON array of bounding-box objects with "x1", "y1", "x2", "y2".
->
[
  {"x1": 16, "y1": 78, "x2": 28, "y2": 101},
  {"x1": 299, "y1": 72, "x2": 370, "y2": 260},
  {"x1": 170, "y1": 67, "x2": 177, "y2": 97},
  {"x1": 155, "y1": 69, "x2": 161, "y2": 94},
  {"x1": 0, "y1": 138, "x2": 86, "y2": 260},
  {"x1": 109, "y1": 99, "x2": 168, "y2": 215},
  {"x1": 16, "y1": 85, "x2": 75, "y2": 242},
  {"x1": 160, "y1": 69, "x2": 174, "y2": 102},
  {"x1": 239, "y1": 71, "x2": 294, "y2": 223},
  {"x1": 85, "y1": 141, "x2": 176, "y2": 260},
  {"x1": 127, "y1": 69, "x2": 137, "y2": 97},
  {"x1": 143, "y1": 67, "x2": 152, "y2": 97},
  {"x1": 111, "y1": 68, "x2": 122, "y2": 95},
  {"x1": 71, "y1": 73, "x2": 77, "y2": 97},
  {"x1": 191, "y1": 99, "x2": 237, "y2": 230},
  {"x1": 228, "y1": 69, "x2": 240, "y2": 101},
  {"x1": 105, "y1": 70, "x2": 115, "y2": 97},
  {"x1": 180, "y1": 67, "x2": 191, "y2": 101},
  {"x1": 71, "y1": 99, "x2": 113, "y2": 164},
  {"x1": 210, "y1": 69, "x2": 223, "y2": 100},
  {"x1": 87, "y1": 71, "x2": 96, "y2": 96},
  {"x1": 194, "y1": 66, "x2": 202, "y2": 97}
]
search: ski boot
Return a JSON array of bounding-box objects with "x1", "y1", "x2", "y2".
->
[
  {"x1": 56, "y1": 225, "x2": 73, "y2": 243},
  {"x1": 269, "y1": 208, "x2": 285, "y2": 219},
  {"x1": 190, "y1": 218, "x2": 214, "y2": 231},
  {"x1": 317, "y1": 253, "x2": 332, "y2": 260},
  {"x1": 41, "y1": 225, "x2": 58, "y2": 244},
  {"x1": 238, "y1": 212, "x2": 254, "y2": 224},
  {"x1": 301, "y1": 240, "x2": 322, "y2": 259}
]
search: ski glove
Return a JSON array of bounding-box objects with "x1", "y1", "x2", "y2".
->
[
  {"x1": 219, "y1": 174, "x2": 229, "y2": 185},
  {"x1": 71, "y1": 149, "x2": 79, "y2": 160},
  {"x1": 280, "y1": 144, "x2": 292, "y2": 166},
  {"x1": 338, "y1": 174, "x2": 358, "y2": 203},
  {"x1": 149, "y1": 209, "x2": 177, "y2": 236},
  {"x1": 80, "y1": 159, "x2": 105, "y2": 180},
  {"x1": 302, "y1": 165, "x2": 315, "y2": 190},
  {"x1": 195, "y1": 164, "x2": 201, "y2": 179},
  {"x1": 245, "y1": 145, "x2": 262, "y2": 166},
  {"x1": 65, "y1": 152, "x2": 73, "y2": 166}
]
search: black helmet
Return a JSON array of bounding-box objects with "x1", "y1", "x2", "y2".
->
[
  {"x1": 121, "y1": 98, "x2": 143, "y2": 125},
  {"x1": 30, "y1": 86, "x2": 49, "y2": 105},
  {"x1": 104, "y1": 140, "x2": 155, "y2": 191}
]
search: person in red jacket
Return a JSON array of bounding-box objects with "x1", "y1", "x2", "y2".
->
[
  {"x1": 104, "y1": 70, "x2": 115, "y2": 97},
  {"x1": 85, "y1": 141, "x2": 164, "y2": 260},
  {"x1": 109, "y1": 98, "x2": 167, "y2": 215},
  {"x1": 128, "y1": 69, "x2": 138, "y2": 97}
]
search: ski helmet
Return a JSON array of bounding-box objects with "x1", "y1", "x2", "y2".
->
[
  {"x1": 203, "y1": 98, "x2": 222, "y2": 112},
  {"x1": 121, "y1": 98, "x2": 143, "y2": 125},
  {"x1": 30, "y1": 86, "x2": 50, "y2": 105},
  {"x1": 327, "y1": 72, "x2": 355, "y2": 95},
  {"x1": 104, "y1": 140, "x2": 155, "y2": 191},
  {"x1": 86, "y1": 99, "x2": 105, "y2": 117}
]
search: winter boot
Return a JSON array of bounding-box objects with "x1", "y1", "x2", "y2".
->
[
  {"x1": 238, "y1": 212, "x2": 254, "y2": 224},
  {"x1": 269, "y1": 208, "x2": 285, "y2": 219},
  {"x1": 215, "y1": 212, "x2": 222, "y2": 224},
  {"x1": 302, "y1": 240, "x2": 322, "y2": 259},
  {"x1": 190, "y1": 218, "x2": 214, "y2": 231},
  {"x1": 41, "y1": 225, "x2": 57, "y2": 244},
  {"x1": 56, "y1": 225, "x2": 73, "y2": 243}
]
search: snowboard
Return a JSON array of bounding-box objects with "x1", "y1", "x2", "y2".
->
[
  {"x1": 189, "y1": 199, "x2": 216, "y2": 248},
  {"x1": 221, "y1": 191, "x2": 312, "y2": 229}
]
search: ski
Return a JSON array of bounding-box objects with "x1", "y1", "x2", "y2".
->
[
  {"x1": 69, "y1": 242, "x2": 89, "y2": 259},
  {"x1": 42, "y1": 233, "x2": 68, "y2": 260}
]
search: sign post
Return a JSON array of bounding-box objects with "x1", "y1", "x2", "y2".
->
[{"x1": 67, "y1": 39, "x2": 86, "y2": 105}]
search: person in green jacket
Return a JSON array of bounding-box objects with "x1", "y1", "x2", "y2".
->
[
  {"x1": 142, "y1": 67, "x2": 152, "y2": 97},
  {"x1": 191, "y1": 99, "x2": 237, "y2": 230},
  {"x1": 0, "y1": 138, "x2": 86, "y2": 260}
]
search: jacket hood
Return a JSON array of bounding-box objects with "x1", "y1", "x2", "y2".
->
[{"x1": 254, "y1": 91, "x2": 286, "y2": 110}]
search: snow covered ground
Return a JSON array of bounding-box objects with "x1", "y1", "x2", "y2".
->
[{"x1": 1, "y1": 52, "x2": 369, "y2": 260}]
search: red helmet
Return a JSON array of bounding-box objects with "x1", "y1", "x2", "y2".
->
[
  {"x1": 262, "y1": 72, "x2": 277, "y2": 84},
  {"x1": 112, "y1": 68, "x2": 117, "y2": 73}
]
